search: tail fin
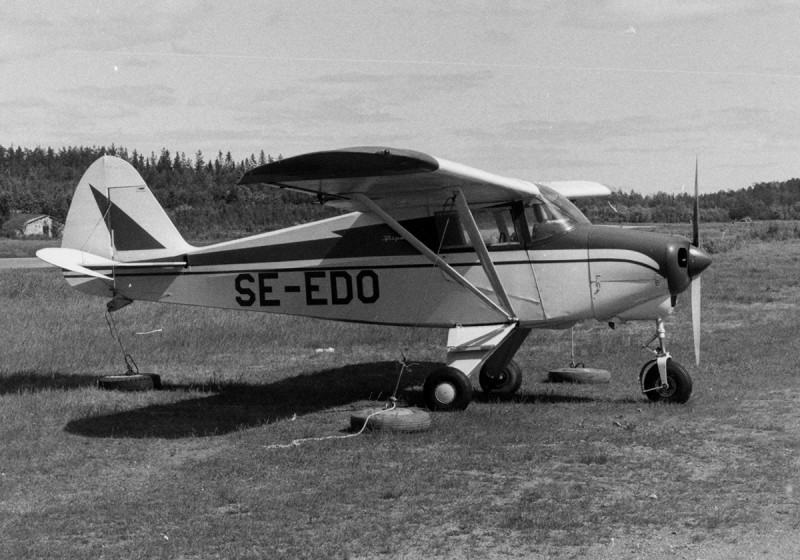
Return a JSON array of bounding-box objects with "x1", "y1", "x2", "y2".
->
[
  {"x1": 61, "y1": 155, "x2": 191, "y2": 261},
  {"x1": 38, "y1": 156, "x2": 191, "y2": 299}
]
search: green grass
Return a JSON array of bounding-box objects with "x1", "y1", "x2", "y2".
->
[
  {"x1": 0, "y1": 237, "x2": 59, "y2": 257},
  {"x1": 3, "y1": 232, "x2": 800, "y2": 558}
]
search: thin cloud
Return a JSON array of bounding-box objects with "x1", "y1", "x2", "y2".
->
[
  {"x1": 0, "y1": 96, "x2": 51, "y2": 109},
  {"x1": 59, "y1": 84, "x2": 176, "y2": 108},
  {"x1": 601, "y1": 0, "x2": 796, "y2": 22}
]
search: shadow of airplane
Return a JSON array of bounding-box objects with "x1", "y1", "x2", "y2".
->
[
  {"x1": 0, "y1": 370, "x2": 99, "y2": 395},
  {"x1": 64, "y1": 361, "x2": 436, "y2": 439},
  {"x1": 63, "y1": 360, "x2": 640, "y2": 440}
]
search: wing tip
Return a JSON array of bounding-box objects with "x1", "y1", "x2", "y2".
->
[{"x1": 540, "y1": 181, "x2": 613, "y2": 199}]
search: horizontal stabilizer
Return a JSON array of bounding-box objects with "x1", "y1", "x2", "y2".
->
[
  {"x1": 37, "y1": 248, "x2": 187, "y2": 280},
  {"x1": 36, "y1": 248, "x2": 116, "y2": 281}
]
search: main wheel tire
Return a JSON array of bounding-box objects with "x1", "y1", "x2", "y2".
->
[
  {"x1": 479, "y1": 360, "x2": 523, "y2": 395},
  {"x1": 350, "y1": 407, "x2": 432, "y2": 433},
  {"x1": 641, "y1": 359, "x2": 693, "y2": 403},
  {"x1": 97, "y1": 374, "x2": 155, "y2": 392},
  {"x1": 423, "y1": 367, "x2": 474, "y2": 411}
]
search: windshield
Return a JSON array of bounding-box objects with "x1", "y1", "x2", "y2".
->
[{"x1": 524, "y1": 185, "x2": 589, "y2": 245}]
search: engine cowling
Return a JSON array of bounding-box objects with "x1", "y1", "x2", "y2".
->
[{"x1": 665, "y1": 241, "x2": 711, "y2": 296}]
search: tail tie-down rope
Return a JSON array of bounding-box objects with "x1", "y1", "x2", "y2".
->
[{"x1": 105, "y1": 310, "x2": 139, "y2": 375}]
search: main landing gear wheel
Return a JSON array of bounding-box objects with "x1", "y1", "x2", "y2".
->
[
  {"x1": 479, "y1": 359, "x2": 523, "y2": 396},
  {"x1": 640, "y1": 359, "x2": 693, "y2": 404},
  {"x1": 423, "y1": 367, "x2": 474, "y2": 411}
]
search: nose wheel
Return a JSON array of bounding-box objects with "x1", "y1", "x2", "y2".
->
[
  {"x1": 640, "y1": 359, "x2": 693, "y2": 403},
  {"x1": 639, "y1": 319, "x2": 693, "y2": 403}
]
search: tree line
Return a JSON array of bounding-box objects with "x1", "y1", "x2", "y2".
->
[
  {"x1": 0, "y1": 144, "x2": 337, "y2": 240},
  {"x1": 576, "y1": 180, "x2": 800, "y2": 224},
  {"x1": 1, "y1": 144, "x2": 799, "y2": 239}
]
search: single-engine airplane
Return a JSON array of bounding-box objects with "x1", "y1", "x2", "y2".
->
[{"x1": 37, "y1": 147, "x2": 711, "y2": 410}]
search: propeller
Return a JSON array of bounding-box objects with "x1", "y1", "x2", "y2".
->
[
  {"x1": 691, "y1": 159, "x2": 701, "y2": 365},
  {"x1": 659, "y1": 159, "x2": 710, "y2": 365},
  {"x1": 691, "y1": 271, "x2": 701, "y2": 365},
  {"x1": 692, "y1": 159, "x2": 700, "y2": 247}
]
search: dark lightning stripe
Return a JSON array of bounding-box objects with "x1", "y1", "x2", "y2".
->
[
  {"x1": 64, "y1": 255, "x2": 660, "y2": 281},
  {"x1": 90, "y1": 185, "x2": 165, "y2": 251}
]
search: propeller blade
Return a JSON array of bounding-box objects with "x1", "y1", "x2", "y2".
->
[
  {"x1": 692, "y1": 158, "x2": 700, "y2": 247},
  {"x1": 691, "y1": 275, "x2": 702, "y2": 366}
]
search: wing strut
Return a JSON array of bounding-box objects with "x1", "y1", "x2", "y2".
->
[
  {"x1": 351, "y1": 193, "x2": 514, "y2": 322},
  {"x1": 453, "y1": 188, "x2": 515, "y2": 318}
]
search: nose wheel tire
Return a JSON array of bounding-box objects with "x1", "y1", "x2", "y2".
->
[
  {"x1": 424, "y1": 367, "x2": 474, "y2": 411},
  {"x1": 479, "y1": 359, "x2": 523, "y2": 395},
  {"x1": 640, "y1": 359, "x2": 693, "y2": 404}
]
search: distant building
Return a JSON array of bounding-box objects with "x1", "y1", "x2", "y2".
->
[{"x1": 2, "y1": 214, "x2": 63, "y2": 238}]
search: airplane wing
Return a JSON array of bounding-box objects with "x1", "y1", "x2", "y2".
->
[
  {"x1": 238, "y1": 146, "x2": 544, "y2": 214},
  {"x1": 538, "y1": 180, "x2": 612, "y2": 199}
]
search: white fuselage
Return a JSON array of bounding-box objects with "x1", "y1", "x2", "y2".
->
[{"x1": 67, "y1": 212, "x2": 674, "y2": 328}]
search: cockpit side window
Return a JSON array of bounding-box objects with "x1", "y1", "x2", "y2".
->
[
  {"x1": 474, "y1": 207, "x2": 520, "y2": 246},
  {"x1": 434, "y1": 206, "x2": 522, "y2": 250}
]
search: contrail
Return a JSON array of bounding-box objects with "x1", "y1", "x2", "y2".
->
[{"x1": 65, "y1": 49, "x2": 800, "y2": 80}]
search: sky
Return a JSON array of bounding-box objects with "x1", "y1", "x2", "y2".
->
[{"x1": 2, "y1": 0, "x2": 800, "y2": 195}]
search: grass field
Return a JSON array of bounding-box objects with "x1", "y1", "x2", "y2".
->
[
  {"x1": 0, "y1": 237, "x2": 58, "y2": 258},
  {"x1": 2, "y1": 226, "x2": 800, "y2": 559}
]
